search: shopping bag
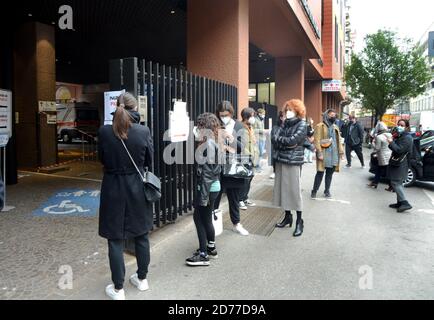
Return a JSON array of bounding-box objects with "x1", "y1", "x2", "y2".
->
[{"x1": 213, "y1": 210, "x2": 223, "y2": 236}]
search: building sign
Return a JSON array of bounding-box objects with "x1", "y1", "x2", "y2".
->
[
  {"x1": 0, "y1": 89, "x2": 12, "y2": 137},
  {"x1": 298, "y1": 0, "x2": 321, "y2": 39},
  {"x1": 248, "y1": 89, "x2": 257, "y2": 98},
  {"x1": 322, "y1": 80, "x2": 342, "y2": 92},
  {"x1": 32, "y1": 189, "x2": 101, "y2": 217},
  {"x1": 429, "y1": 31, "x2": 434, "y2": 57},
  {"x1": 169, "y1": 101, "x2": 190, "y2": 143},
  {"x1": 38, "y1": 101, "x2": 57, "y2": 112},
  {"x1": 47, "y1": 114, "x2": 57, "y2": 125},
  {"x1": 104, "y1": 90, "x2": 125, "y2": 125}
]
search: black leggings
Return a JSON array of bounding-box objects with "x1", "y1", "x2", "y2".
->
[
  {"x1": 313, "y1": 167, "x2": 336, "y2": 193},
  {"x1": 214, "y1": 187, "x2": 241, "y2": 226},
  {"x1": 346, "y1": 144, "x2": 365, "y2": 166},
  {"x1": 108, "y1": 233, "x2": 150, "y2": 290},
  {"x1": 194, "y1": 192, "x2": 219, "y2": 253}
]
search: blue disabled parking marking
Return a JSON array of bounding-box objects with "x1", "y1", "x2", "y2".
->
[{"x1": 32, "y1": 189, "x2": 101, "y2": 217}]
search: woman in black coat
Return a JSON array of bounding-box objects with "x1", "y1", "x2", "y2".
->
[
  {"x1": 387, "y1": 122, "x2": 414, "y2": 213},
  {"x1": 98, "y1": 92, "x2": 154, "y2": 300}
]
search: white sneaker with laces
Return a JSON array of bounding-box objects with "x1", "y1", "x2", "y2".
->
[
  {"x1": 245, "y1": 200, "x2": 256, "y2": 207},
  {"x1": 239, "y1": 201, "x2": 247, "y2": 210},
  {"x1": 105, "y1": 284, "x2": 126, "y2": 300},
  {"x1": 270, "y1": 173, "x2": 275, "y2": 179},
  {"x1": 234, "y1": 224, "x2": 249, "y2": 236},
  {"x1": 129, "y1": 274, "x2": 149, "y2": 292}
]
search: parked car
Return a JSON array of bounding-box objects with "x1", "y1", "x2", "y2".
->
[
  {"x1": 369, "y1": 135, "x2": 434, "y2": 187},
  {"x1": 57, "y1": 102, "x2": 100, "y2": 143}
]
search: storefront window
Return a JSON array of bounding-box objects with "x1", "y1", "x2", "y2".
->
[{"x1": 258, "y1": 83, "x2": 270, "y2": 104}]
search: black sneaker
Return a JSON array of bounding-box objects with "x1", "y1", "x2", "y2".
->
[
  {"x1": 346, "y1": 164, "x2": 351, "y2": 168},
  {"x1": 186, "y1": 252, "x2": 210, "y2": 267},
  {"x1": 195, "y1": 247, "x2": 218, "y2": 259},
  {"x1": 324, "y1": 191, "x2": 332, "y2": 198},
  {"x1": 311, "y1": 191, "x2": 317, "y2": 199}
]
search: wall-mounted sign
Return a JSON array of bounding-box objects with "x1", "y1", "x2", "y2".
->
[
  {"x1": 104, "y1": 90, "x2": 125, "y2": 125},
  {"x1": 429, "y1": 31, "x2": 434, "y2": 57},
  {"x1": 248, "y1": 89, "x2": 257, "y2": 97},
  {"x1": 138, "y1": 95, "x2": 148, "y2": 123},
  {"x1": 0, "y1": 89, "x2": 12, "y2": 137},
  {"x1": 169, "y1": 101, "x2": 190, "y2": 143},
  {"x1": 298, "y1": 0, "x2": 321, "y2": 39},
  {"x1": 47, "y1": 115, "x2": 57, "y2": 125},
  {"x1": 39, "y1": 101, "x2": 57, "y2": 112},
  {"x1": 322, "y1": 80, "x2": 342, "y2": 92}
]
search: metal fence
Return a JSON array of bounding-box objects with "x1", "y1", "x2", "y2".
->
[{"x1": 110, "y1": 57, "x2": 238, "y2": 228}]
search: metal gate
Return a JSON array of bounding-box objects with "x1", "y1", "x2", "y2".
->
[{"x1": 110, "y1": 57, "x2": 238, "y2": 228}]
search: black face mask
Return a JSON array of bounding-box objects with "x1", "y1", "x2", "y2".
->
[{"x1": 329, "y1": 117, "x2": 336, "y2": 124}]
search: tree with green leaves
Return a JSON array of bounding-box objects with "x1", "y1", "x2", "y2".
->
[{"x1": 345, "y1": 30, "x2": 432, "y2": 121}]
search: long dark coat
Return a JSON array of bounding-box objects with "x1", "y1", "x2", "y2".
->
[
  {"x1": 388, "y1": 132, "x2": 413, "y2": 182},
  {"x1": 98, "y1": 112, "x2": 154, "y2": 240}
]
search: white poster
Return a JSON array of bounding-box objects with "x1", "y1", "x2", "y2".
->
[
  {"x1": 138, "y1": 95, "x2": 148, "y2": 123},
  {"x1": 322, "y1": 80, "x2": 342, "y2": 92},
  {"x1": 104, "y1": 90, "x2": 125, "y2": 125},
  {"x1": 0, "y1": 89, "x2": 12, "y2": 138},
  {"x1": 169, "y1": 101, "x2": 190, "y2": 143}
]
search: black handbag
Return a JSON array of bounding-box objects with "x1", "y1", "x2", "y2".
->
[
  {"x1": 389, "y1": 152, "x2": 408, "y2": 167},
  {"x1": 120, "y1": 139, "x2": 162, "y2": 203},
  {"x1": 222, "y1": 153, "x2": 254, "y2": 179}
]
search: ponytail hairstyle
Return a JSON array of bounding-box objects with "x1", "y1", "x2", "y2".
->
[{"x1": 113, "y1": 92, "x2": 137, "y2": 140}]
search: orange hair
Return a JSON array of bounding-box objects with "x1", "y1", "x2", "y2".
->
[{"x1": 283, "y1": 99, "x2": 306, "y2": 119}]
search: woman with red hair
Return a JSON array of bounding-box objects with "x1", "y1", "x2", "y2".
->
[{"x1": 272, "y1": 99, "x2": 314, "y2": 237}]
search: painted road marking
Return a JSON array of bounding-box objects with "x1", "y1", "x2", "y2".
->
[
  {"x1": 417, "y1": 209, "x2": 434, "y2": 215},
  {"x1": 422, "y1": 189, "x2": 434, "y2": 206},
  {"x1": 19, "y1": 170, "x2": 102, "y2": 183},
  {"x1": 312, "y1": 198, "x2": 351, "y2": 205}
]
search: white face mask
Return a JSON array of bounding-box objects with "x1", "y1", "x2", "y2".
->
[
  {"x1": 193, "y1": 127, "x2": 200, "y2": 140},
  {"x1": 221, "y1": 117, "x2": 231, "y2": 126},
  {"x1": 286, "y1": 111, "x2": 296, "y2": 119},
  {"x1": 248, "y1": 117, "x2": 256, "y2": 125}
]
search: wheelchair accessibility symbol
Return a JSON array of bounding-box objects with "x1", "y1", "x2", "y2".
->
[{"x1": 43, "y1": 200, "x2": 90, "y2": 215}]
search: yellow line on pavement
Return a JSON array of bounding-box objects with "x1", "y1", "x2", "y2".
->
[{"x1": 18, "y1": 171, "x2": 102, "y2": 183}]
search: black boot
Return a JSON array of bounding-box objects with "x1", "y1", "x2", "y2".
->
[
  {"x1": 293, "y1": 220, "x2": 304, "y2": 237},
  {"x1": 389, "y1": 202, "x2": 401, "y2": 209},
  {"x1": 276, "y1": 212, "x2": 293, "y2": 228},
  {"x1": 397, "y1": 201, "x2": 413, "y2": 213}
]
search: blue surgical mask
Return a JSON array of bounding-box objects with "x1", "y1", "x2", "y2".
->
[{"x1": 397, "y1": 127, "x2": 405, "y2": 134}]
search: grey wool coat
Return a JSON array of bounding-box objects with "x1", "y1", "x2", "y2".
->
[{"x1": 98, "y1": 111, "x2": 154, "y2": 240}]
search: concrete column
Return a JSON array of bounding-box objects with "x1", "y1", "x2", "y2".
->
[
  {"x1": 14, "y1": 22, "x2": 56, "y2": 168},
  {"x1": 187, "y1": 0, "x2": 249, "y2": 119},
  {"x1": 275, "y1": 57, "x2": 304, "y2": 111},
  {"x1": 304, "y1": 80, "x2": 323, "y2": 125}
]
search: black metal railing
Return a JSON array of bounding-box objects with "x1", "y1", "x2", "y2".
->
[{"x1": 111, "y1": 58, "x2": 238, "y2": 228}]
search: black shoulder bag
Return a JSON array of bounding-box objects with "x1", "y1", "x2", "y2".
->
[
  {"x1": 120, "y1": 139, "x2": 162, "y2": 203},
  {"x1": 389, "y1": 152, "x2": 409, "y2": 167}
]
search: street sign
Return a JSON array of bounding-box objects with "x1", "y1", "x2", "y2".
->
[{"x1": 32, "y1": 189, "x2": 101, "y2": 217}]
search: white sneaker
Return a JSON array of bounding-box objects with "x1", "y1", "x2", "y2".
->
[
  {"x1": 245, "y1": 200, "x2": 256, "y2": 207},
  {"x1": 239, "y1": 201, "x2": 248, "y2": 210},
  {"x1": 129, "y1": 274, "x2": 149, "y2": 292},
  {"x1": 105, "y1": 284, "x2": 126, "y2": 300},
  {"x1": 270, "y1": 173, "x2": 275, "y2": 179},
  {"x1": 213, "y1": 209, "x2": 223, "y2": 215},
  {"x1": 234, "y1": 224, "x2": 249, "y2": 236}
]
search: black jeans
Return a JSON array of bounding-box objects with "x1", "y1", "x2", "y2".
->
[
  {"x1": 373, "y1": 165, "x2": 388, "y2": 185},
  {"x1": 313, "y1": 167, "x2": 336, "y2": 193},
  {"x1": 214, "y1": 188, "x2": 241, "y2": 225},
  {"x1": 240, "y1": 176, "x2": 253, "y2": 202},
  {"x1": 108, "y1": 233, "x2": 150, "y2": 290},
  {"x1": 346, "y1": 143, "x2": 364, "y2": 166},
  {"x1": 194, "y1": 192, "x2": 219, "y2": 253}
]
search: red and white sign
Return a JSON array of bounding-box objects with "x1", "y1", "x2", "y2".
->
[{"x1": 322, "y1": 80, "x2": 342, "y2": 92}]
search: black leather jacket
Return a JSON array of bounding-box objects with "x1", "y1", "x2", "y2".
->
[
  {"x1": 196, "y1": 139, "x2": 222, "y2": 207},
  {"x1": 272, "y1": 118, "x2": 308, "y2": 165}
]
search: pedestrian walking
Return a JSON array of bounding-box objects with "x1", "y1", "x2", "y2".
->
[
  {"x1": 367, "y1": 121, "x2": 392, "y2": 189},
  {"x1": 311, "y1": 109, "x2": 345, "y2": 199},
  {"x1": 343, "y1": 115, "x2": 365, "y2": 168},
  {"x1": 387, "y1": 123, "x2": 414, "y2": 213},
  {"x1": 213, "y1": 101, "x2": 250, "y2": 236},
  {"x1": 272, "y1": 99, "x2": 313, "y2": 237},
  {"x1": 239, "y1": 108, "x2": 260, "y2": 209},
  {"x1": 186, "y1": 113, "x2": 222, "y2": 267},
  {"x1": 344, "y1": 116, "x2": 365, "y2": 168},
  {"x1": 98, "y1": 92, "x2": 154, "y2": 300}
]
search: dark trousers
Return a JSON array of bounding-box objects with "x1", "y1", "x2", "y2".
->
[
  {"x1": 240, "y1": 176, "x2": 253, "y2": 202},
  {"x1": 108, "y1": 233, "x2": 150, "y2": 290},
  {"x1": 313, "y1": 167, "x2": 336, "y2": 193},
  {"x1": 194, "y1": 192, "x2": 219, "y2": 253},
  {"x1": 214, "y1": 187, "x2": 241, "y2": 225},
  {"x1": 346, "y1": 143, "x2": 364, "y2": 166},
  {"x1": 373, "y1": 165, "x2": 388, "y2": 184}
]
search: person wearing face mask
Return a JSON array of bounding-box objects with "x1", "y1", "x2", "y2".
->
[
  {"x1": 272, "y1": 100, "x2": 314, "y2": 237},
  {"x1": 344, "y1": 115, "x2": 365, "y2": 168},
  {"x1": 253, "y1": 108, "x2": 267, "y2": 172},
  {"x1": 213, "y1": 101, "x2": 250, "y2": 236},
  {"x1": 239, "y1": 108, "x2": 260, "y2": 210},
  {"x1": 311, "y1": 109, "x2": 345, "y2": 199},
  {"x1": 387, "y1": 122, "x2": 414, "y2": 213}
]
